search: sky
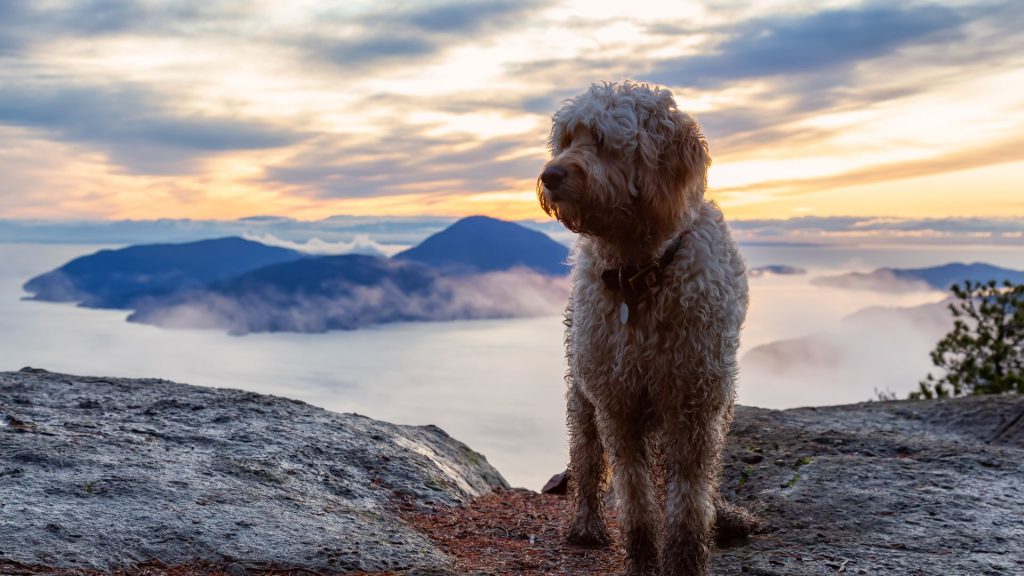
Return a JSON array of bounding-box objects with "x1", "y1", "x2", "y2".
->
[{"x1": 1, "y1": 0, "x2": 1023, "y2": 223}]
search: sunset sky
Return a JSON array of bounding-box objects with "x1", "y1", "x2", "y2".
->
[{"x1": 1, "y1": 0, "x2": 1022, "y2": 222}]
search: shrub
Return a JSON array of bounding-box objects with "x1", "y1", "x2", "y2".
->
[{"x1": 914, "y1": 279, "x2": 1024, "y2": 399}]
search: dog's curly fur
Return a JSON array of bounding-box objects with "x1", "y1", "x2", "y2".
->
[{"x1": 538, "y1": 81, "x2": 750, "y2": 576}]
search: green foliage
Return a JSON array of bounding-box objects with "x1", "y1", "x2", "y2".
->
[
  {"x1": 873, "y1": 387, "x2": 898, "y2": 402},
  {"x1": 914, "y1": 279, "x2": 1024, "y2": 399},
  {"x1": 737, "y1": 467, "x2": 750, "y2": 488}
]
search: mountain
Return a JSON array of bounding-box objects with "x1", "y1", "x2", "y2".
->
[
  {"x1": 211, "y1": 253, "x2": 439, "y2": 298},
  {"x1": 22, "y1": 217, "x2": 572, "y2": 334},
  {"x1": 23, "y1": 237, "x2": 305, "y2": 309},
  {"x1": 812, "y1": 262, "x2": 1024, "y2": 292},
  {"x1": 748, "y1": 265, "x2": 806, "y2": 277},
  {"x1": 394, "y1": 215, "x2": 569, "y2": 275}
]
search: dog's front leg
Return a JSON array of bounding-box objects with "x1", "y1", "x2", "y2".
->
[
  {"x1": 659, "y1": 403, "x2": 728, "y2": 576},
  {"x1": 603, "y1": 406, "x2": 659, "y2": 576},
  {"x1": 566, "y1": 383, "x2": 610, "y2": 546}
]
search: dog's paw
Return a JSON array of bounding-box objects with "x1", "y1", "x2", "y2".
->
[
  {"x1": 625, "y1": 553, "x2": 660, "y2": 576},
  {"x1": 713, "y1": 499, "x2": 763, "y2": 547},
  {"x1": 566, "y1": 518, "x2": 611, "y2": 547}
]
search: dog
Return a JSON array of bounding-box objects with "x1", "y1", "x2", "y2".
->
[{"x1": 538, "y1": 81, "x2": 750, "y2": 576}]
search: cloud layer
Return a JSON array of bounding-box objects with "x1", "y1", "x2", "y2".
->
[
  {"x1": 1, "y1": 0, "x2": 1023, "y2": 221},
  {"x1": 650, "y1": 5, "x2": 965, "y2": 87},
  {"x1": 4, "y1": 214, "x2": 1021, "y2": 249}
]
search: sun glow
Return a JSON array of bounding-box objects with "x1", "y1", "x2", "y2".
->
[{"x1": 1, "y1": 0, "x2": 1022, "y2": 222}]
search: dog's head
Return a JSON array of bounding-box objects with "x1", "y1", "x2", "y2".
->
[{"x1": 537, "y1": 80, "x2": 710, "y2": 243}]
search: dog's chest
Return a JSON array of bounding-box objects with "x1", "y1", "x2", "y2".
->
[
  {"x1": 572, "y1": 280, "x2": 698, "y2": 384},
  {"x1": 566, "y1": 221, "x2": 748, "y2": 392}
]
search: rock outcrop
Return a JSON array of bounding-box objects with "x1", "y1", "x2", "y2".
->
[
  {"x1": 3, "y1": 368, "x2": 1023, "y2": 576},
  {"x1": 715, "y1": 396, "x2": 1024, "y2": 575},
  {"x1": 373, "y1": 396, "x2": 1024, "y2": 576},
  {"x1": 0, "y1": 369, "x2": 507, "y2": 573}
]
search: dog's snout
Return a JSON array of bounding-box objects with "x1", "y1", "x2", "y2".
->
[{"x1": 541, "y1": 165, "x2": 567, "y2": 191}]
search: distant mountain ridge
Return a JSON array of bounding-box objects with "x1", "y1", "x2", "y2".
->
[
  {"x1": 812, "y1": 262, "x2": 1024, "y2": 292},
  {"x1": 22, "y1": 217, "x2": 570, "y2": 334},
  {"x1": 748, "y1": 265, "x2": 806, "y2": 277},
  {"x1": 395, "y1": 215, "x2": 569, "y2": 275},
  {"x1": 212, "y1": 254, "x2": 439, "y2": 297},
  {"x1": 23, "y1": 237, "x2": 304, "y2": 309}
]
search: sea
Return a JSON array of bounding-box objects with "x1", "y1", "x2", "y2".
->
[{"x1": 3, "y1": 242, "x2": 1023, "y2": 489}]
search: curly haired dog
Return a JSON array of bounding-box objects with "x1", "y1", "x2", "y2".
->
[{"x1": 538, "y1": 81, "x2": 750, "y2": 576}]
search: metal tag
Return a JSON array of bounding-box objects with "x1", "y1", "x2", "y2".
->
[{"x1": 619, "y1": 301, "x2": 629, "y2": 325}]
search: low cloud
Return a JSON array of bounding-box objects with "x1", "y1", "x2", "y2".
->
[
  {"x1": 441, "y1": 269, "x2": 569, "y2": 318},
  {"x1": 242, "y1": 232, "x2": 407, "y2": 257},
  {"x1": 730, "y1": 216, "x2": 1024, "y2": 246},
  {"x1": 741, "y1": 300, "x2": 953, "y2": 407},
  {"x1": 4, "y1": 215, "x2": 1021, "y2": 248},
  {"x1": 811, "y1": 270, "x2": 934, "y2": 293},
  {"x1": 129, "y1": 268, "x2": 569, "y2": 335},
  {"x1": 0, "y1": 215, "x2": 455, "y2": 246}
]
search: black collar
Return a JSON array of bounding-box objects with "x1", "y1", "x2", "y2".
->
[{"x1": 601, "y1": 231, "x2": 688, "y2": 300}]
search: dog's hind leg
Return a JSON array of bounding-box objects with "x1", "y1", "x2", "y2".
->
[
  {"x1": 712, "y1": 494, "x2": 760, "y2": 546},
  {"x1": 566, "y1": 383, "x2": 611, "y2": 546}
]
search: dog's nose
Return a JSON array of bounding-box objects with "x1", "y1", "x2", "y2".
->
[{"x1": 540, "y1": 166, "x2": 567, "y2": 191}]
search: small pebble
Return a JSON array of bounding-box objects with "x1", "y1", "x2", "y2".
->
[{"x1": 741, "y1": 453, "x2": 764, "y2": 464}]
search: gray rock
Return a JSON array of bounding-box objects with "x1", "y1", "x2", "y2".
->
[
  {"x1": 0, "y1": 369, "x2": 507, "y2": 572},
  {"x1": 541, "y1": 469, "x2": 569, "y2": 495},
  {"x1": 717, "y1": 397, "x2": 1024, "y2": 575},
  {"x1": 4, "y1": 368, "x2": 1023, "y2": 576}
]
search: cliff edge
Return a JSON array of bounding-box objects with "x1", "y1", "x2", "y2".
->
[{"x1": 0, "y1": 369, "x2": 506, "y2": 573}]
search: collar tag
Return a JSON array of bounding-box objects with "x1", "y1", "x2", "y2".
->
[{"x1": 619, "y1": 301, "x2": 630, "y2": 325}]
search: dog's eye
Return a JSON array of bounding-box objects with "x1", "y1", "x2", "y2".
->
[{"x1": 577, "y1": 136, "x2": 598, "y2": 150}]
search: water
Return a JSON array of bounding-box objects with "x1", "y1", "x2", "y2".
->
[{"x1": 2, "y1": 242, "x2": 1023, "y2": 488}]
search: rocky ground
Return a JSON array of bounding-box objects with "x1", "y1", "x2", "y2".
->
[
  {"x1": 402, "y1": 395, "x2": 1024, "y2": 575},
  {"x1": 0, "y1": 369, "x2": 506, "y2": 574},
  {"x1": 3, "y1": 368, "x2": 1023, "y2": 575}
]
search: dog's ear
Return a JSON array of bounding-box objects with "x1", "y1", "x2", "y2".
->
[
  {"x1": 549, "y1": 120, "x2": 565, "y2": 155},
  {"x1": 667, "y1": 111, "x2": 711, "y2": 201}
]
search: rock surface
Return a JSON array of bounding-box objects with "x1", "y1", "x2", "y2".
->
[
  {"x1": 716, "y1": 396, "x2": 1024, "y2": 575},
  {"x1": 406, "y1": 397, "x2": 1024, "y2": 576},
  {"x1": 0, "y1": 369, "x2": 507, "y2": 573},
  {"x1": 3, "y1": 368, "x2": 1023, "y2": 576}
]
